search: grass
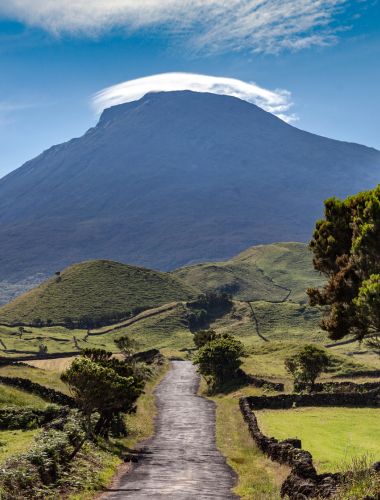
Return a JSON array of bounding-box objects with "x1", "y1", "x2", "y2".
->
[
  {"x1": 240, "y1": 341, "x2": 380, "y2": 386},
  {"x1": 335, "y1": 456, "x2": 380, "y2": 499},
  {"x1": 0, "y1": 429, "x2": 39, "y2": 463},
  {"x1": 256, "y1": 407, "x2": 380, "y2": 473},
  {"x1": 173, "y1": 242, "x2": 324, "y2": 303},
  {"x1": 0, "y1": 383, "x2": 47, "y2": 408},
  {"x1": 0, "y1": 259, "x2": 195, "y2": 325},
  {"x1": 207, "y1": 383, "x2": 288, "y2": 499},
  {"x1": 0, "y1": 363, "x2": 70, "y2": 393}
]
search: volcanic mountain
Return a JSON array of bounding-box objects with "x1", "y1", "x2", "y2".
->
[{"x1": 0, "y1": 90, "x2": 379, "y2": 283}]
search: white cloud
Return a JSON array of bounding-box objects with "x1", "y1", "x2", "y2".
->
[
  {"x1": 0, "y1": 101, "x2": 32, "y2": 127},
  {"x1": 92, "y1": 73, "x2": 297, "y2": 123},
  {"x1": 0, "y1": 0, "x2": 347, "y2": 53}
]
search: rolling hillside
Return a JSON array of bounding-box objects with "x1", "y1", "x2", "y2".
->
[
  {"x1": 173, "y1": 242, "x2": 324, "y2": 303},
  {"x1": 0, "y1": 242, "x2": 322, "y2": 327},
  {"x1": 0, "y1": 260, "x2": 195, "y2": 325},
  {"x1": 0, "y1": 91, "x2": 379, "y2": 285}
]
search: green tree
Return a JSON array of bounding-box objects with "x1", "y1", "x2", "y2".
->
[
  {"x1": 61, "y1": 352, "x2": 144, "y2": 437},
  {"x1": 193, "y1": 329, "x2": 217, "y2": 349},
  {"x1": 115, "y1": 334, "x2": 138, "y2": 360},
  {"x1": 308, "y1": 186, "x2": 380, "y2": 344},
  {"x1": 194, "y1": 335, "x2": 245, "y2": 392},
  {"x1": 285, "y1": 344, "x2": 330, "y2": 392}
]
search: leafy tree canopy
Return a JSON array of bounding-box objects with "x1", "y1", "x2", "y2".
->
[
  {"x1": 61, "y1": 349, "x2": 144, "y2": 436},
  {"x1": 285, "y1": 344, "x2": 330, "y2": 391},
  {"x1": 193, "y1": 329, "x2": 218, "y2": 349},
  {"x1": 194, "y1": 334, "x2": 246, "y2": 392},
  {"x1": 308, "y1": 185, "x2": 380, "y2": 344}
]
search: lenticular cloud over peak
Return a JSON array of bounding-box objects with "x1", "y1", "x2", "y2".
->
[{"x1": 92, "y1": 73, "x2": 296, "y2": 123}]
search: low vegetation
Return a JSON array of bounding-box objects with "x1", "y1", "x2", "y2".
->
[{"x1": 212, "y1": 391, "x2": 288, "y2": 499}]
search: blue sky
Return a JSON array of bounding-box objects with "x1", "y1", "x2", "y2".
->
[{"x1": 0, "y1": 0, "x2": 379, "y2": 178}]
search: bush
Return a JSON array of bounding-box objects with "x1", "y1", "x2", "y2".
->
[
  {"x1": 194, "y1": 334, "x2": 246, "y2": 392},
  {"x1": 186, "y1": 292, "x2": 232, "y2": 330},
  {"x1": 61, "y1": 350, "x2": 144, "y2": 436},
  {"x1": 0, "y1": 405, "x2": 67, "y2": 430},
  {"x1": 193, "y1": 329, "x2": 217, "y2": 348},
  {"x1": 0, "y1": 410, "x2": 86, "y2": 498},
  {"x1": 285, "y1": 344, "x2": 330, "y2": 392}
]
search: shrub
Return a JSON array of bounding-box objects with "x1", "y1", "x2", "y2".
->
[
  {"x1": 61, "y1": 350, "x2": 144, "y2": 436},
  {"x1": 194, "y1": 334, "x2": 246, "y2": 392},
  {"x1": 193, "y1": 329, "x2": 218, "y2": 348},
  {"x1": 186, "y1": 292, "x2": 232, "y2": 330},
  {"x1": 0, "y1": 411, "x2": 86, "y2": 498},
  {"x1": 285, "y1": 344, "x2": 330, "y2": 392}
]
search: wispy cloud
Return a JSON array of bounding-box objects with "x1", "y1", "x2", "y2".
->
[
  {"x1": 92, "y1": 73, "x2": 297, "y2": 123},
  {"x1": 0, "y1": 0, "x2": 348, "y2": 53},
  {"x1": 0, "y1": 101, "x2": 33, "y2": 126}
]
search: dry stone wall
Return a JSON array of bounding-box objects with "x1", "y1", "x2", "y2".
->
[{"x1": 240, "y1": 390, "x2": 380, "y2": 499}]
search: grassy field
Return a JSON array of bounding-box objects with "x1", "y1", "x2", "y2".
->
[
  {"x1": 256, "y1": 407, "x2": 380, "y2": 473},
  {"x1": 0, "y1": 363, "x2": 70, "y2": 393},
  {"x1": 0, "y1": 260, "x2": 195, "y2": 325},
  {"x1": 0, "y1": 383, "x2": 47, "y2": 407},
  {"x1": 0, "y1": 429, "x2": 39, "y2": 463}
]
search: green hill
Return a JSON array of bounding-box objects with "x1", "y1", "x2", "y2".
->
[
  {"x1": 0, "y1": 242, "x2": 324, "y2": 329},
  {"x1": 173, "y1": 242, "x2": 324, "y2": 303},
  {"x1": 0, "y1": 260, "x2": 196, "y2": 326}
]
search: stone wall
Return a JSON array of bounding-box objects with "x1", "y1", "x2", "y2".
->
[
  {"x1": 236, "y1": 369, "x2": 284, "y2": 392},
  {"x1": 240, "y1": 392, "x2": 380, "y2": 498},
  {"x1": 244, "y1": 388, "x2": 380, "y2": 410},
  {"x1": 298, "y1": 380, "x2": 380, "y2": 393},
  {"x1": 0, "y1": 375, "x2": 76, "y2": 407}
]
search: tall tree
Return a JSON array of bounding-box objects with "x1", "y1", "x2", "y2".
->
[{"x1": 308, "y1": 185, "x2": 380, "y2": 345}]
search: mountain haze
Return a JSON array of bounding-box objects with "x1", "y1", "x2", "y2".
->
[{"x1": 1, "y1": 91, "x2": 379, "y2": 282}]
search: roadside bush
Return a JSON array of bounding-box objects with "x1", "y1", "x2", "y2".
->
[
  {"x1": 61, "y1": 349, "x2": 144, "y2": 437},
  {"x1": 0, "y1": 405, "x2": 67, "y2": 430},
  {"x1": 193, "y1": 329, "x2": 217, "y2": 349},
  {"x1": 194, "y1": 334, "x2": 246, "y2": 393}
]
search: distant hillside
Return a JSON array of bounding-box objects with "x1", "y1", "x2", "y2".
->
[
  {"x1": 0, "y1": 242, "x2": 323, "y2": 326},
  {"x1": 0, "y1": 260, "x2": 195, "y2": 326},
  {"x1": 173, "y1": 242, "x2": 324, "y2": 303},
  {"x1": 0, "y1": 91, "x2": 379, "y2": 283}
]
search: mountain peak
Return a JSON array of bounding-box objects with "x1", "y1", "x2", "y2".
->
[{"x1": 0, "y1": 90, "x2": 379, "y2": 281}]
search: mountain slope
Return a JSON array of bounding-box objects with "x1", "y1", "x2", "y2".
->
[
  {"x1": 1, "y1": 90, "x2": 379, "y2": 281},
  {"x1": 0, "y1": 260, "x2": 195, "y2": 325}
]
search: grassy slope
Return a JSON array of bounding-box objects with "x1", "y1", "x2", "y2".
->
[
  {"x1": 0, "y1": 260, "x2": 195, "y2": 325},
  {"x1": 173, "y1": 242, "x2": 324, "y2": 303},
  {"x1": 0, "y1": 383, "x2": 47, "y2": 408},
  {"x1": 256, "y1": 407, "x2": 380, "y2": 473},
  {"x1": 0, "y1": 430, "x2": 39, "y2": 463}
]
